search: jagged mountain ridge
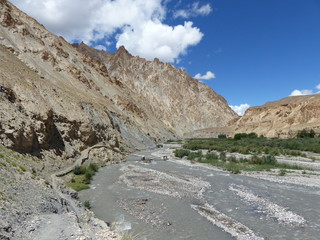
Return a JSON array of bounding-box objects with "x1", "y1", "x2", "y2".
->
[
  {"x1": 0, "y1": 0, "x2": 237, "y2": 153},
  {"x1": 76, "y1": 43, "x2": 237, "y2": 135}
]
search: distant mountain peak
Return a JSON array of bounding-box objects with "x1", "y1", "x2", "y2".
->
[{"x1": 116, "y1": 45, "x2": 132, "y2": 57}]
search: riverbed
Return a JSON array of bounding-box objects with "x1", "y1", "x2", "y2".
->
[{"x1": 79, "y1": 147, "x2": 320, "y2": 240}]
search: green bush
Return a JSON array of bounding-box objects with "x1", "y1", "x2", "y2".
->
[
  {"x1": 73, "y1": 166, "x2": 86, "y2": 175},
  {"x1": 297, "y1": 129, "x2": 316, "y2": 138},
  {"x1": 279, "y1": 169, "x2": 286, "y2": 176},
  {"x1": 174, "y1": 149, "x2": 190, "y2": 158},
  {"x1": 218, "y1": 134, "x2": 227, "y2": 139},
  {"x1": 206, "y1": 153, "x2": 219, "y2": 160},
  {"x1": 84, "y1": 200, "x2": 91, "y2": 209},
  {"x1": 187, "y1": 151, "x2": 203, "y2": 160},
  {"x1": 263, "y1": 155, "x2": 277, "y2": 165},
  {"x1": 219, "y1": 152, "x2": 226, "y2": 161},
  {"x1": 85, "y1": 171, "x2": 93, "y2": 182},
  {"x1": 88, "y1": 163, "x2": 99, "y2": 172}
]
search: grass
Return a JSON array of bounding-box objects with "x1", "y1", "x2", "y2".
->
[
  {"x1": 67, "y1": 174, "x2": 90, "y2": 191},
  {"x1": 67, "y1": 163, "x2": 99, "y2": 191}
]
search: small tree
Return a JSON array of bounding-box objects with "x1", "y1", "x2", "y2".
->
[
  {"x1": 297, "y1": 129, "x2": 316, "y2": 138},
  {"x1": 218, "y1": 134, "x2": 227, "y2": 139}
]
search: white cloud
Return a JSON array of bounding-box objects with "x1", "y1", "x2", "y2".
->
[
  {"x1": 94, "y1": 45, "x2": 107, "y2": 51},
  {"x1": 316, "y1": 84, "x2": 320, "y2": 90},
  {"x1": 194, "y1": 71, "x2": 215, "y2": 80},
  {"x1": 117, "y1": 21, "x2": 203, "y2": 62},
  {"x1": 11, "y1": 0, "x2": 204, "y2": 63},
  {"x1": 174, "y1": 2, "x2": 212, "y2": 19},
  {"x1": 290, "y1": 89, "x2": 313, "y2": 96},
  {"x1": 230, "y1": 104, "x2": 250, "y2": 116}
]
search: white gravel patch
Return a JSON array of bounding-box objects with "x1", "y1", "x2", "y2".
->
[
  {"x1": 243, "y1": 172, "x2": 320, "y2": 189},
  {"x1": 229, "y1": 184, "x2": 306, "y2": 226},
  {"x1": 191, "y1": 203, "x2": 264, "y2": 240},
  {"x1": 118, "y1": 165, "x2": 210, "y2": 199}
]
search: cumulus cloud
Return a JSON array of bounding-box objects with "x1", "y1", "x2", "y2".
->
[
  {"x1": 174, "y1": 2, "x2": 212, "y2": 19},
  {"x1": 290, "y1": 89, "x2": 313, "y2": 96},
  {"x1": 194, "y1": 71, "x2": 215, "y2": 80},
  {"x1": 289, "y1": 83, "x2": 320, "y2": 96},
  {"x1": 117, "y1": 21, "x2": 203, "y2": 62},
  {"x1": 230, "y1": 104, "x2": 250, "y2": 116},
  {"x1": 11, "y1": 0, "x2": 204, "y2": 63}
]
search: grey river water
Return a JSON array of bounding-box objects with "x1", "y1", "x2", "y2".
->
[{"x1": 79, "y1": 148, "x2": 320, "y2": 240}]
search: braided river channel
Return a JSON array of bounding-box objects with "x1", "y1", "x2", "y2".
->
[{"x1": 79, "y1": 147, "x2": 320, "y2": 240}]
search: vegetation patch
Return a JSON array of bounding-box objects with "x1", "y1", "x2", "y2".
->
[
  {"x1": 183, "y1": 136, "x2": 320, "y2": 156},
  {"x1": 67, "y1": 163, "x2": 99, "y2": 191},
  {"x1": 84, "y1": 200, "x2": 91, "y2": 209},
  {"x1": 174, "y1": 137, "x2": 311, "y2": 173}
]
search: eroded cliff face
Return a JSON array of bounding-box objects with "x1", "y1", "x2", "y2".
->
[
  {"x1": 0, "y1": 1, "x2": 237, "y2": 154},
  {"x1": 235, "y1": 95, "x2": 320, "y2": 137},
  {"x1": 76, "y1": 43, "x2": 237, "y2": 136}
]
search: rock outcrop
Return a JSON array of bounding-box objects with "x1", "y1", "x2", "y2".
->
[
  {"x1": 235, "y1": 94, "x2": 320, "y2": 137},
  {"x1": 0, "y1": 0, "x2": 237, "y2": 154},
  {"x1": 76, "y1": 43, "x2": 237, "y2": 136}
]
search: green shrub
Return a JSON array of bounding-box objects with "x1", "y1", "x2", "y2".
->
[
  {"x1": 85, "y1": 171, "x2": 93, "y2": 183},
  {"x1": 174, "y1": 149, "x2": 190, "y2": 158},
  {"x1": 264, "y1": 155, "x2": 277, "y2": 165},
  {"x1": 88, "y1": 163, "x2": 99, "y2": 172},
  {"x1": 279, "y1": 169, "x2": 286, "y2": 176},
  {"x1": 84, "y1": 200, "x2": 91, "y2": 209},
  {"x1": 187, "y1": 151, "x2": 203, "y2": 160},
  {"x1": 218, "y1": 134, "x2": 227, "y2": 139},
  {"x1": 73, "y1": 166, "x2": 86, "y2": 175},
  {"x1": 297, "y1": 129, "x2": 316, "y2": 138},
  {"x1": 228, "y1": 156, "x2": 238, "y2": 163},
  {"x1": 206, "y1": 153, "x2": 219, "y2": 160},
  {"x1": 156, "y1": 144, "x2": 163, "y2": 148},
  {"x1": 219, "y1": 152, "x2": 226, "y2": 161}
]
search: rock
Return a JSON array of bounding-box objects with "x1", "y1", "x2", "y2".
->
[{"x1": 235, "y1": 94, "x2": 320, "y2": 137}]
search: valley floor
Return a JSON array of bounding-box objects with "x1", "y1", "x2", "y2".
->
[{"x1": 79, "y1": 145, "x2": 320, "y2": 240}]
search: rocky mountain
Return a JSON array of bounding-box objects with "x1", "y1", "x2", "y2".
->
[
  {"x1": 234, "y1": 94, "x2": 320, "y2": 138},
  {"x1": 0, "y1": 0, "x2": 237, "y2": 155},
  {"x1": 75, "y1": 43, "x2": 237, "y2": 136}
]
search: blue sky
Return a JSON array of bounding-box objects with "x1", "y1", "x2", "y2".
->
[
  {"x1": 177, "y1": 0, "x2": 320, "y2": 111},
  {"x1": 10, "y1": 0, "x2": 320, "y2": 115}
]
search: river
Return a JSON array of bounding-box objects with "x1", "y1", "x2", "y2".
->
[{"x1": 79, "y1": 147, "x2": 320, "y2": 240}]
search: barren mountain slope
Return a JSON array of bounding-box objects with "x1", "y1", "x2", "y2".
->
[
  {"x1": 235, "y1": 94, "x2": 320, "y2": 137},
  {"x1": 76, "y1": 43, "x2": 238, "y2": 135},
  {"x1": 0, "y1": 0, "x2": 237, "y2": 154},
  {"x1": 0, "y1": 0, "x2": 174, "y2": 153}
]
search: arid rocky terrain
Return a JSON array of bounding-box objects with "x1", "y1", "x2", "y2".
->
[
  {"x1": 235, "y1": 94, "x2": 320, "y2": 137},
  {"x1": 1, "y1": 0, "x2": 320, "y2": 239},
  {"x1": 186, "y1": 94, "x2": 320, "y2": 138},
  {"x1": 0, "y1": 0, "x2": 236, "y2": 156},
  {"x1": 0, "y1": 0, "x2": 237, "y2": 239}
]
